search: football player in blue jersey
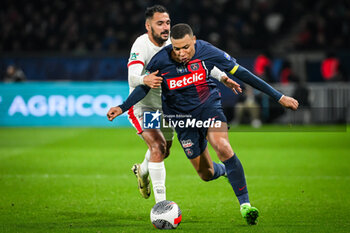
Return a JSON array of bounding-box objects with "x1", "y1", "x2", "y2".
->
[
  {"x1": 124, "y1": 5, "x2": 240, "y2": 204},
  {"x1": 107, "y1": 23, "x2": 298, "y2": 225}
]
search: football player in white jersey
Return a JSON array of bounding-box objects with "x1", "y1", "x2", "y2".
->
[{"x1": 123, "y1": 5, "x2": 242, "y2": 203}]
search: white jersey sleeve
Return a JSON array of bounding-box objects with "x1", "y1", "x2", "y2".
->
[
  {"x1": 128, "y1": 63, "x2": 145, "y2": 88},
  {"x1": 127, "y1": 36, "x2": 148, "y2": 88},
  {"x1": 128, "y1": 35, "x2": 149, "y2": 67},
  {"x1": 126, "y1": 34, "x2": 169, "y2": 112}
]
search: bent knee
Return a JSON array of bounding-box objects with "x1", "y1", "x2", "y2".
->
[
  {"x1": 149, "y1": 137, "x2": 166, "y2": 152},
  {"x1": 149, "y1": 141, "x2": 166, "y2": 159}
]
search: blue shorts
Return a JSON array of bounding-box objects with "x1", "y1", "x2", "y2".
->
[{"x1": 174, "y1": 103, "x2": 227, "y2": 159}]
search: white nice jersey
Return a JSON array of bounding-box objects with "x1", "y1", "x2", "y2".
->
[{"x1": 127, "y1": 34, "x2": 170, "y2": 112}]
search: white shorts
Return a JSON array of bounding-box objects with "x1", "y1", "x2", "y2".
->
[{"x1": 127, "y1": 106, "x2": 174, "y2": 141}]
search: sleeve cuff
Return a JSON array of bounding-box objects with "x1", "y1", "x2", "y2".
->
[{"x1": 278, "y1": 95, "x2": 284, "y2": 102}]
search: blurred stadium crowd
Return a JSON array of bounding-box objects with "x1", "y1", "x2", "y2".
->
[{"x1": 1, "y1": 0, "x2": 349, "y2": 53}]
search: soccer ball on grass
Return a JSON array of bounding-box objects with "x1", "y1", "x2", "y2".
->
[{"x1": 150, "y1": 200, "x2": 182, "y2": 229}]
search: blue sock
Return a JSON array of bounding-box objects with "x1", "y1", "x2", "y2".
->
[
  {"x1": 210, "y1": 162, "x2": 226, "y2": 180},
  {"x1": 223, "y1": 154, "x2": 250, "y2": 205}
]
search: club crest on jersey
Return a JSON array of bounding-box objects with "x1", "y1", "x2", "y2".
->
[
  {"x1": 130, "y1": 53, "x2": 139, "y2": 60},
  {"x1": 224, "y1": 52, "x2": 231, "y2": 61},
  {"x1": 176, "y1": 66, "x2": 187, "y2": 73},
  {"x1": 185, "y1": 148, "x2": 193, "y2": 156},
  {"x1": 181, "y1": 139, "x2": 193, "y2": 148},
  {"x1": 190, "y1": 63, "x2": 199, "y2": 71}
]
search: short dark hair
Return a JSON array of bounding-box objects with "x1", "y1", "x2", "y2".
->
[
  {"x1": 170, "y1": 23, "x2": 193, "y2": 39},
  {"x1": 145, "y1": 5, "x2": 168, "y2": 20}
]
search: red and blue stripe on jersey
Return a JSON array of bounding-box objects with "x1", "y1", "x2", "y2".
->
[{"x1": 166, "y1": 59, "x2": 210, "y2": 103}]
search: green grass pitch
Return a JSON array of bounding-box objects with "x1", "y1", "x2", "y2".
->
[{"x1": 0, "y1": 126, "x2": 349, "y2": 233}]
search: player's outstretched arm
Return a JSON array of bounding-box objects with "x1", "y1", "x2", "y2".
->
[
  {"x1": 231, "y1": 65, "x2": 282, "y2": 101},
  {"x1": 107, "y1": 106, "x2": 123, "y2": 121},
  {"x1": 231, "y1": 65, "x2": 299, "y2": 110},
  {"x1": 106, "y1": 85, "x2": 151, "y2": 121},
  {"x1": 278, "y1": 95, "x2": 299, "y2": 110}
]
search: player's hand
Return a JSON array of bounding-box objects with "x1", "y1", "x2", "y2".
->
[
  {"x1": 278, "y1": 95, "x2": 299, "y2": 110},
  {"x1": 221, "y1": 76, "x2": 242, "y2": 95},
  {"x1": 143, "y1": 70, "x2": 163, "y2": 88},
  {"x1": 107, "y1": 106, "x2": 123, "y2": 121}
]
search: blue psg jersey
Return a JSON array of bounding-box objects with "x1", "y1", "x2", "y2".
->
[{"x1": 146, "y1": 40, "x2": 237, "y2": 115}]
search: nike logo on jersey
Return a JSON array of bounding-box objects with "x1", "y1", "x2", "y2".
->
[
  {"x1": 239, "y1": 185, "x2": 247, "y2": 191},
  {"x1": 161, "y1": 72, "x2": 170, "y2": 76}
]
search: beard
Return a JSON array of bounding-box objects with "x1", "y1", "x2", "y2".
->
[{"x1": 151, "y1": 27, "x2": 169, "y2": 46}]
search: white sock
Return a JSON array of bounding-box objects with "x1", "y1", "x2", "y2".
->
[
  {"x1": 140, "y1": 149, "x2": 150, "y2": 177},
  {"x1": 148, "y1": 161, "x2": 166, "y2": 203}
]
